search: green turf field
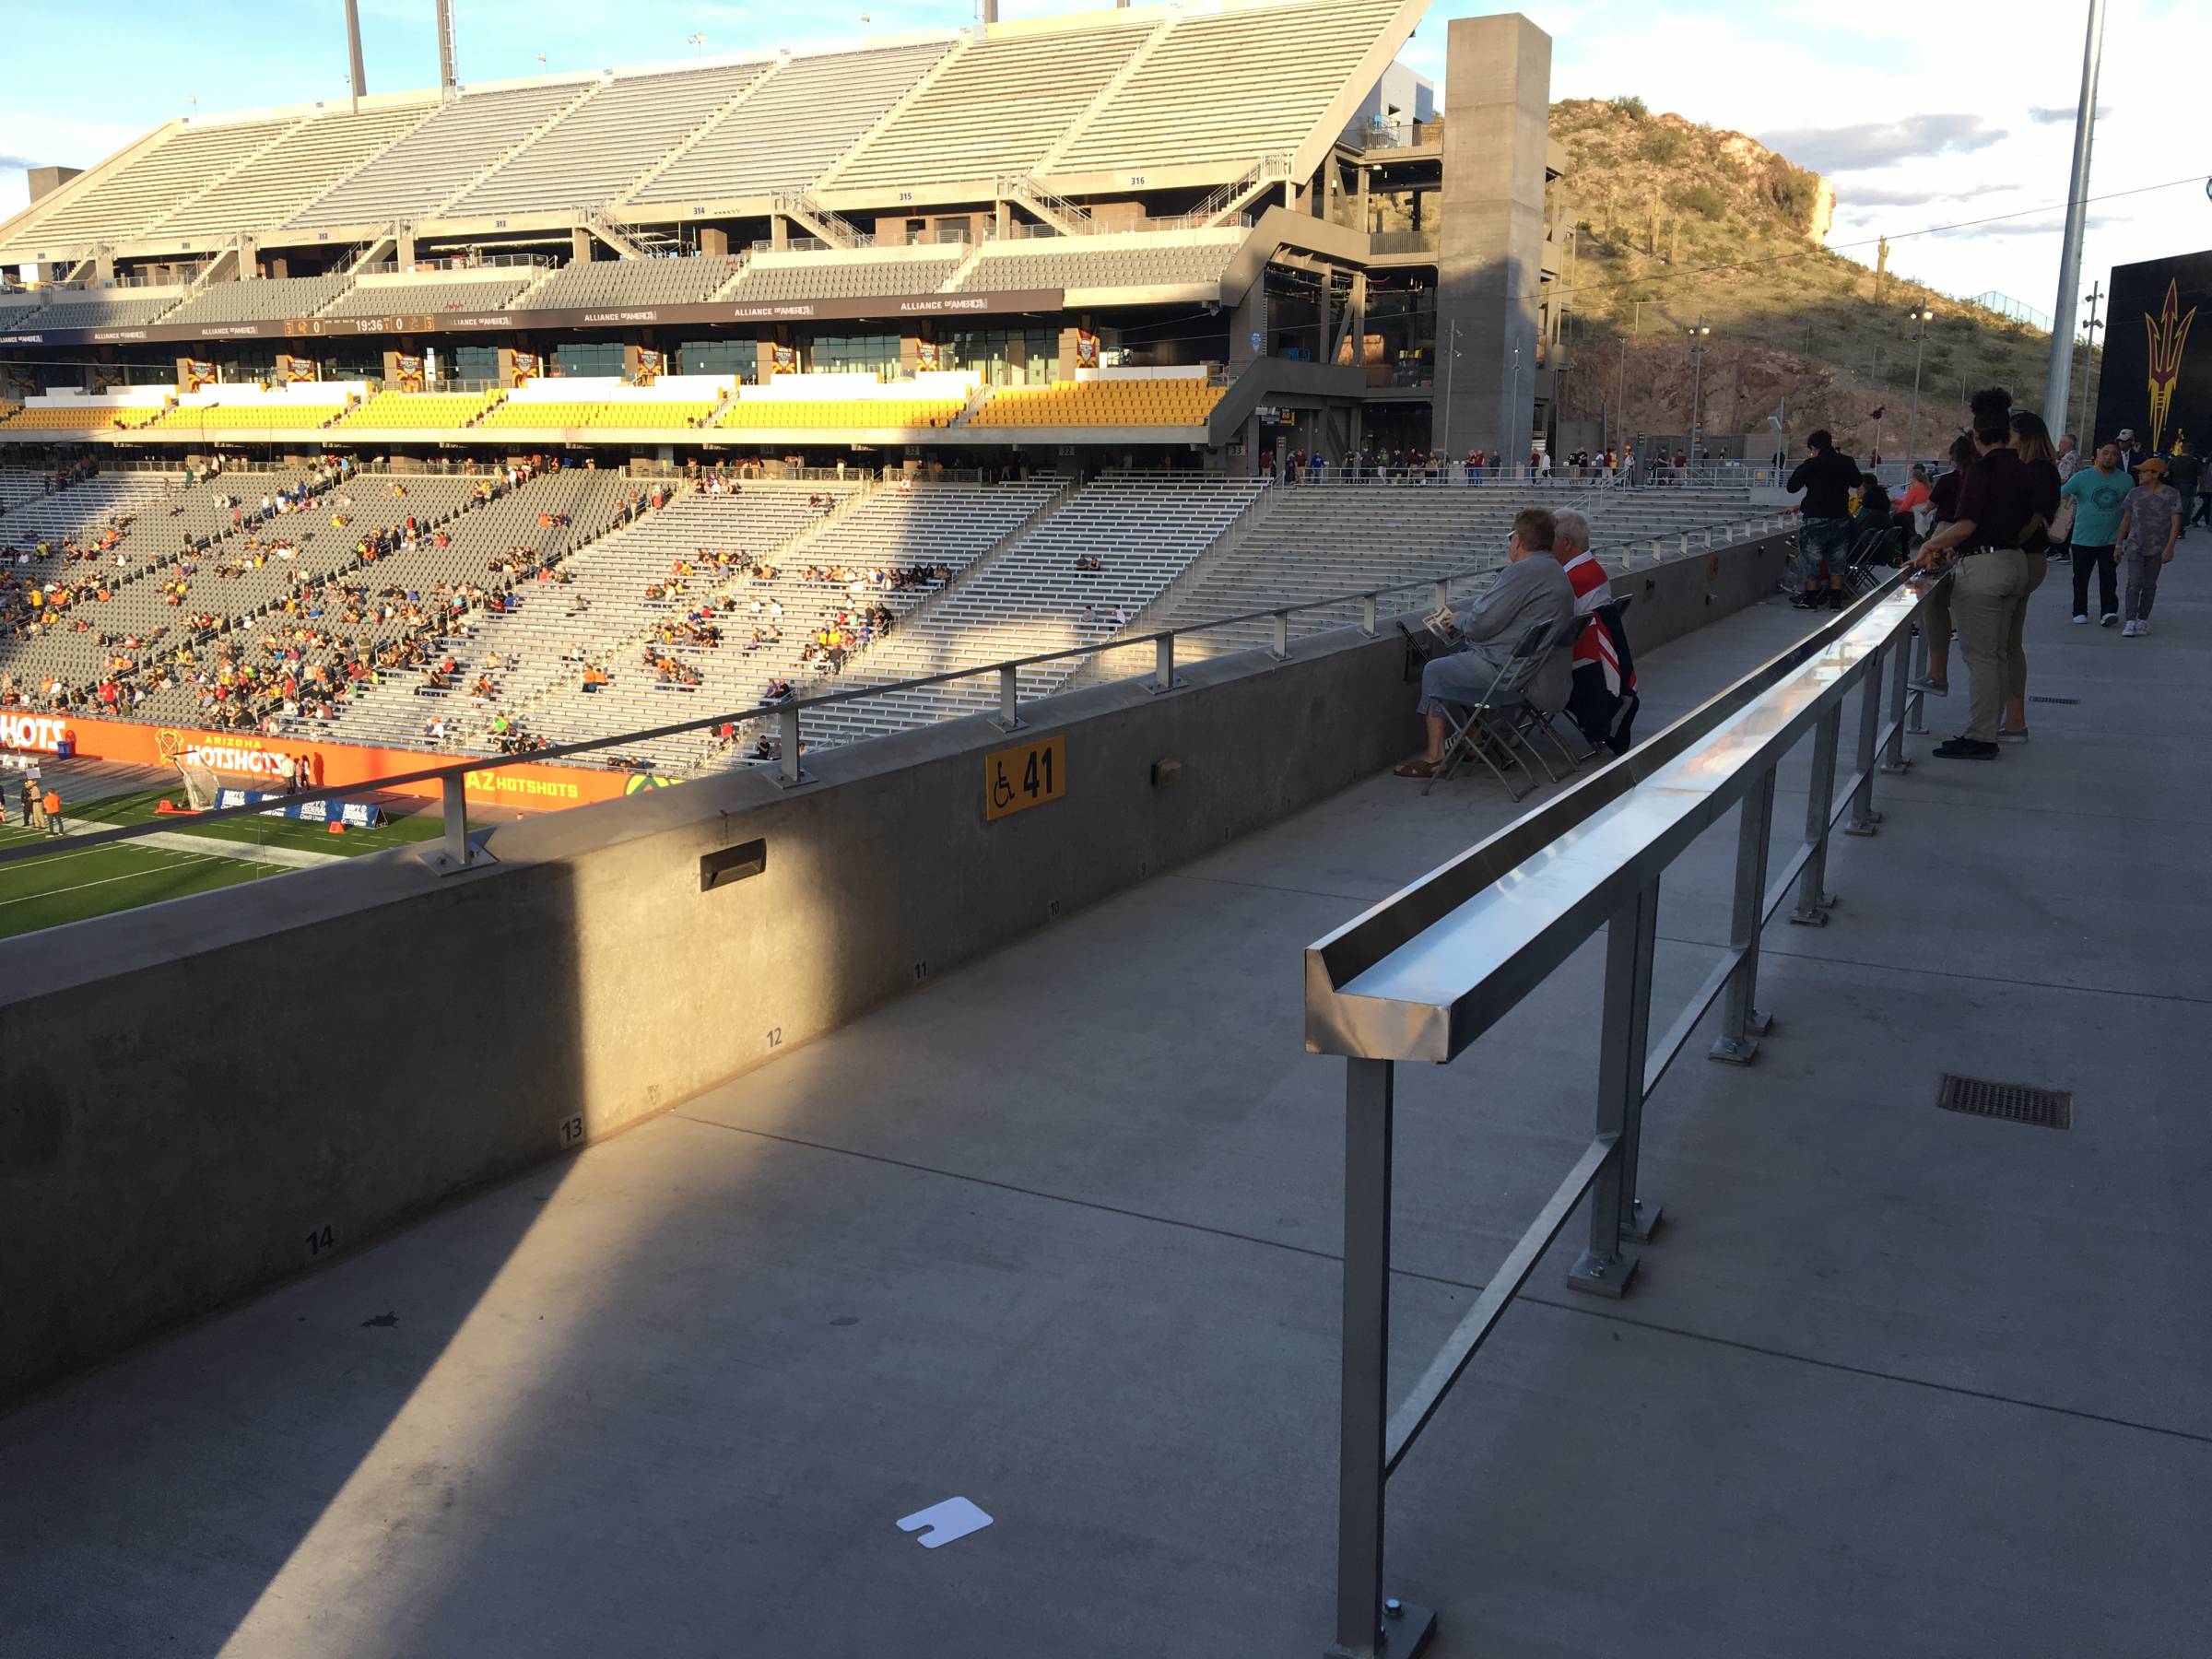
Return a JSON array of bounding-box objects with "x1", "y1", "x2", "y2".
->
[{"x1": 0, "y1": 789, "x2": 454, "y2": 941}]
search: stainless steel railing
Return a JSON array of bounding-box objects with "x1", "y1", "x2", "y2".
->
[{"x1": 1301, "y1": 565, "x2": 1939, "y2": 1659}]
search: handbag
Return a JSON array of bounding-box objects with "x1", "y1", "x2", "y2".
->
[{"x1": 2049, "y1": 495, "x2": 2077, "y2": 543}]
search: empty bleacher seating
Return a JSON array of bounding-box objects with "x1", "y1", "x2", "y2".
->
[
  {"x1": 150, "y1": 103, "x2": 441, "y2": 240},
  {"x1": 288, "y1": 82, "x2": 590, "y2": 227},
  {"x1": 714, "y1": 397, "x2": 962, "y2": 430},
  {"x1": 959, "y1": 230, "x2": 1244, "y2": 294},
  {"x1": 329, "y1": 390, "x2": 504, "y2": 429},
  {"x1": 13, "y1": 118, "x2": 299, "y2": 249},
  {"x1": 721, "y1": 247, "x2": 963, "y2": 302},
  {"x1": 521, "y1": 255, "x2": 747, "y2": 312},
  {"x1": 969, "y1": 380, "x2": 1222, "y2": 429},
  {"x1": 0, "y1": 403, "x2": 165, "y2": 431},
  {"x1": 628, "y1": 42, "x2": 951, "y2": 206},
  {"x1": 158, "y1": 273, "x2": 356, "y2": 327},
  {"x1": 822, "y1": 20, "x2": 1156, "y2": 193},
  {"x1": 14, "y1": 292, "x2": 183, "y2": 332},
  {"x1": 447, "y1": 64, "x2": 772, "y2": 218},
  {"x1": 1052, "y1": 0, "x2": 1413, "y2": 176},
  {"x1": 474, "y1": 401, "x2": 720, "y2": 431},
  {"x1": 321, "y1": 273, "x2": 541, "y2": 318}
]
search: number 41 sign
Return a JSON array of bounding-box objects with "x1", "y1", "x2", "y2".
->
[{"x1": 985, "y1": 733, "x2": 1066, "y2": 821}]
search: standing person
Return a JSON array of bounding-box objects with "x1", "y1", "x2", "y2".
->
[
  {"x1": 2114, "y1": 429, "x2": 2143, "y2": 475},
  {"x1": 1786, "y1": 428, "x2": 1862, "y2": 609},
  {"x1": 2162, "y1": 439, "x2": 2201, "y2": 540},
  {"x1": 2000, "y1": 412, "x2": 2064, "y2": 739},
  {"x1": 41, "y1": 785, "x2": 62, "y2": 836},
  {"x1": 2115, "y1": 457, "x2": 2182, "y2": 636},
  {"x1": 17, "y1": 772, "x2": 33, "y2": 827},
  {"x1": 1912, "y1": 434, "x2": 1983, "y2": 696},
  {"x1": 2060, "y1": 441, "x2": 2128, "y2": 626},
  {"x1": 1913, "y1": 389, "x2": 2037, "y2": 759},
  {"x1": 2055, "y1": 432, "x2": 2082, "y2": 481},
  {"x1": 2194, "y1": 456, "x2": 2212, "y2": 531}
]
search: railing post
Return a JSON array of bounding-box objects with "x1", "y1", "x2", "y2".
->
[
  {"x1": 1789, "y1": 704, "x2": 1842, "y2": 924},
  {"x1": 418, "y1": 771, "x2": 492, "y2": 876},
  {"x1": 1271, "y1": 609, "x2": 1290, "y2": 661},
  {"x1": 1360, "y1": 593, "x2": 1377, "y2": 636},
  {"x1": 1844, "y1": 660, "x2": 1884, "y2": 836},
  {"x1": 778, "y1": 705, "x2": 806, "y2": 786},
  {"x1": 1879, "y1": 631, "x2": 1913, "y2": 773},
  {"x1": 1148, "y1": 631, "x2": 1181, "y2": 694},
  {"x1": 1710, "y1": 766, "x2": 1776, "y2": 1064},
  {"x1": 1905, "y1": 617, "x2": 1932, "y2": 734},
  {"x1": 1432, "y1": 580, "x2": 1449, "y2": 613},
  {"x1": 1328, "y1": 1057, "x2": 1431, "y2": 1659},
  {"x1": 994, "y1": 664, "x2": 1024, "y2": 732},
  {"x1": 1572, "y1": 881, "x2": 1657, "y2": 1292}
]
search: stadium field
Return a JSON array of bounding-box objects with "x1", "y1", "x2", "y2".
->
[{"x1": 0, "y1": 789, "x2": 453, "y2": 940}]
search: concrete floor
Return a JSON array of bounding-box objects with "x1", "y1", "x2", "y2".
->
[{"x1": 3, "y1": 561, "x2": 2208, "y2": 1658}]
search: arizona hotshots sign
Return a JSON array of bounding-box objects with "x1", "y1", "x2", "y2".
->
[
  {"x1": 0, "y1": 712, "x2": 72, "y2": 753},
  {"x1": 6, "y1": 715, "x2": 649, "y2": 812}
]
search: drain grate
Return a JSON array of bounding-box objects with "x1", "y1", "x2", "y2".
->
[
  {"x1": 1938, "y1": 1074, "x2": 2071, "y2": 1129},
  {"x1": 2029, "y1": 695, "x2": 2080, "y2": 705}
]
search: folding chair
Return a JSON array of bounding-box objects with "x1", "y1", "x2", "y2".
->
[
  {"x1": 1847, "y1": 525, "x2": 1904, "y2": 594},
  {"x1": 1423, "y1": 619, "x2": 1559, "y2": 801}
]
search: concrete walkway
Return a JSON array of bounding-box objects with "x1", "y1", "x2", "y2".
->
[{"x1": 2, "y1": 561, "x2": 2206, "y2": 1658}]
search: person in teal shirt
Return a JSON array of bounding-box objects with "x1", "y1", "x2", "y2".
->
[{"x1": 2060, "y1": 441, "x2": 2130, "y2": 624}]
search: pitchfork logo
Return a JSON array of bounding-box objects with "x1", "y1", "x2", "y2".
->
[{"x1": 2144, "y1": 278, "x2": 2197, "y2": 453}]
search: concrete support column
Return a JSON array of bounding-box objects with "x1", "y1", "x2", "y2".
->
[
  {"x1": 697, "y1": 227, "x2": 728, "y2": 257},
  {"x1": 1439, "y1": 13, "x2": 1551, "y2": 467},
  {"x1": 572, "y1": 227, "x2": 593, "y2": 265},
  {"x1": 1230, "y1": 277, "x2": 1267, "y2": 373}
]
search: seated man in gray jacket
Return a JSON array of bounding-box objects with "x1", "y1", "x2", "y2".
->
[{"x1": 1395, "y1": 506, "x2": 1578, "y2": 778}]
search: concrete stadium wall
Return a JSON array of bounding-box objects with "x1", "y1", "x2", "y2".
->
[{"x1": 0, "y1": 532, "x2": 1795, "y2": 1404}]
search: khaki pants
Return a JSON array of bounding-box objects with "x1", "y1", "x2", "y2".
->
[
  {"x1": 1952, "y1": 549, "x2": 2029, "y2": 742},
  {"x1": 2004, "y1": 549, "x2": 2048, "y2": 708}
]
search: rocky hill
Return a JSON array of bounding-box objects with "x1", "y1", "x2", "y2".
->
[{"x1": 1547, "y1": 98, "x2": 2078, "y2": 457}]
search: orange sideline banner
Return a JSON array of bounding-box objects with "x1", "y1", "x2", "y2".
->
[{"x1": 9, "y1": 712, "x2": 643, "y2": 811}]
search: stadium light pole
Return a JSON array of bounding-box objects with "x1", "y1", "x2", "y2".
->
[
  {"x1": 1686, "y1": 316, "x2": 1711, "y2": 459},
  {"x1": 2073, "y1": 280, "x2": 2104, "y2": 443},
  {"x1": 1905, "y1": 307, "x2": 1936, "y2": 462},
  {"x1": 2043, "y1": 0, "x2": 2106, "y2": 428}
]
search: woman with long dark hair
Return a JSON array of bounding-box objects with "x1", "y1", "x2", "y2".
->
[{"x1": 2004, "y1": 410, "x2": 2065, "y2": 737}]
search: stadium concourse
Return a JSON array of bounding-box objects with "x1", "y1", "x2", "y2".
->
[{"x1": 0, "y1": 558, "x2": 2203, "y2": 1656}]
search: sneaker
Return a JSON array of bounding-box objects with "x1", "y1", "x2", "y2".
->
[
  {"x1": 2122, "y1": 619, "x2": 2141, "y2": 636},
  {"x1": 1908, "y1": 677, "x2": 1949, "y2": 696},
  {"x1": 2071, "y1": 613, "x2": 2089, "y2": 624},
  {"x1": 1932, "y1": 737, "x2": 2000, "y2": 759},
  {"x1": 1790, "y1": 594, "x2": 1820, "y2": 610},
  {"x1": 2137, "y1": 620, "x2": 2150, "y2": 635},
  {"x1": 2100, "y1": 613, "x2": 2118, "y2": 627},
  {"x1": 1996, "y1": 728, "x2": 2029, "y2": 742}
]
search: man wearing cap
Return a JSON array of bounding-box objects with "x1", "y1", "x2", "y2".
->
[
  {"x1": 2115, "y1": 456, "x2": 2181, "y2": 636},
  {"x1": 2115, "y1": 429, "x2": 2144, "y2": 475}
]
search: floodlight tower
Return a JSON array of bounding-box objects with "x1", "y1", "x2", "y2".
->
[
  {"x1": 344, "y1": 0, "x2": 368, "y2": 112},
  {"x1": 437, "y1": 0, "x2": 459, "y2": 94}
]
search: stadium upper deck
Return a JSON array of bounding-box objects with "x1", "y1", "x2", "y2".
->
[{"x1": 0, "y1": 0, "x2": 1424, "y2": 269}]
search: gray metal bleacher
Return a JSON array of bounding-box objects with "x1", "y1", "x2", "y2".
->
[
  {"x1": 288, "y1": 82, "x2": 589, "y2": 227},
  {"x1": 628, "y1": 41, "x2": 952, "y2": 206},
  {"x1": 159, "y1": 273, "x2": 357, "y2": 327},
  {"x1": 153, "y1": 103, "x2": 440, "y2": 240},
  {"x1": 18, "y1": 293, "x2": 183, "y2": 331},
  {"x1": 799, "y1": 475, "x2": 1267, "y2": 748},
  {"x1": 959, "y1": 231, "x2": 1245, "y2": 294},
  {"x1": 720, "y1": 249, "x2": 964, "y2": 302},
  {"x1": 446, "y1": 64, "x2": 772, "y2": 218},
  {"x1": 322, "y1": 274, "x2": 541, "y2": 319},
  {"x1": 18, "y1": 117, "x2": 299, "y2": 248},
  {"x1": 522, "y1": 255, "x2": 747, "y2": 312}
]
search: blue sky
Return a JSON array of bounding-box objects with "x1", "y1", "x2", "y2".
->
[{"x1": 3, "y1": 0, "x2": 2197, "y2": 335}]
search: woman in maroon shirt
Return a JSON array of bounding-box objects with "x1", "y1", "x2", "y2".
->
[{"x1": 1914, "y1": 389, "x2": 2041, "y2": 757}]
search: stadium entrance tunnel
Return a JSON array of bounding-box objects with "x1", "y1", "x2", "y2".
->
[{"x1": 0, "y1": 535, "x2": 1790, "y2": 1645}]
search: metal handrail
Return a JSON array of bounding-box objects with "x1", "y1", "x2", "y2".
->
[
  {"x1": 0, "y1": 514, "x2": 1809, "y2": 878},
  {"x1": 1304, "y1": 565, "x2": 1939, "y2": 1659}
]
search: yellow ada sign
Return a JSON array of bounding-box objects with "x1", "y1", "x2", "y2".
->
[{"x1": 985, "y1": 733, "x2": 1066, "y2": 821}]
